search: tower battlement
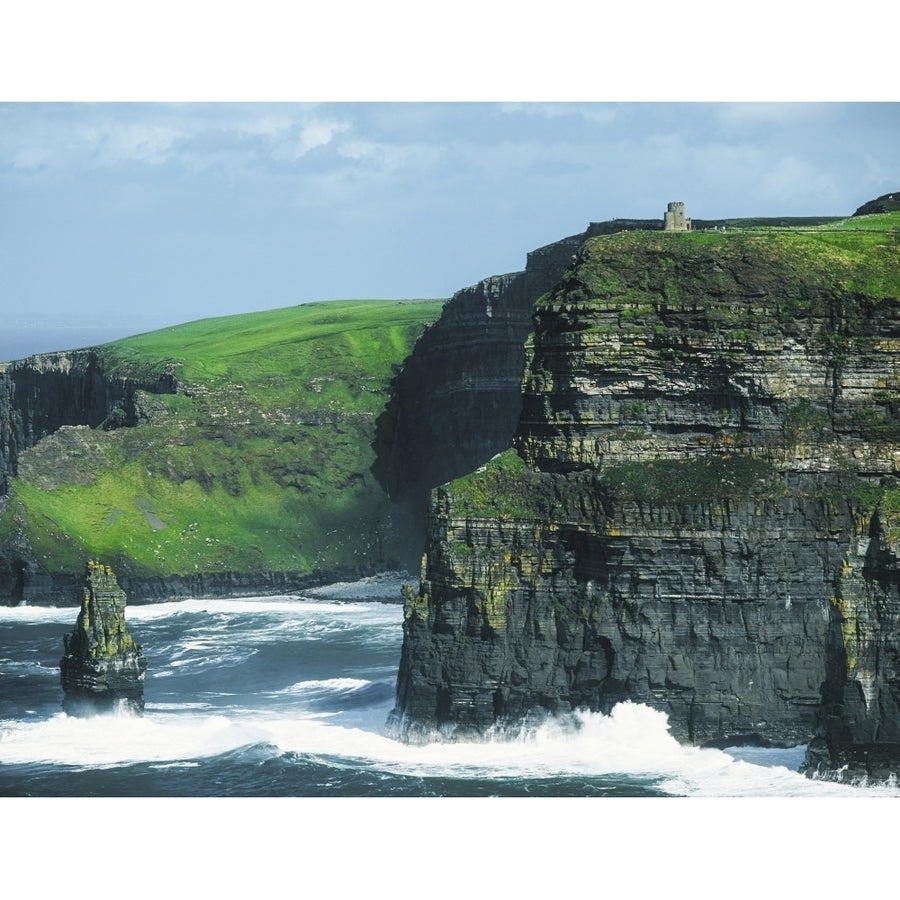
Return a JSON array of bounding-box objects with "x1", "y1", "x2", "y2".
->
[{"x1": 664, "y1": 201, "x2": 692, "y2": 231}]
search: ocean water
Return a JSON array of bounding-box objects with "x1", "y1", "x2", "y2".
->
[
  {"x1": 5, "y1": 574, "x2": 899, "y2": 897},
  {"x1": 3, "y1": 573, "x2": 897, "y2": 801}
]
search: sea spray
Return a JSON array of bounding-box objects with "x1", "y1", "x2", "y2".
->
[{"x1": 0, "y1": 707, "x2": 269, "y2": 768}]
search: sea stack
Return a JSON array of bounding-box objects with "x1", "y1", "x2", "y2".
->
[{"x1": 60, "y1": 560, "x2": 147, "y2": 715}]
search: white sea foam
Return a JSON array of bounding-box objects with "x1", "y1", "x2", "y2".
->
[
  {"x1": 1, "y1": 594, "x2": 403, "y2": 632},
  {"x1": 0, "y1": 708, "x2": 270, "y2": 767},
  {"x1": 259, "y1": 701, "x2": 900, "y2": 797},
  {"x1": 0, "y1": 605, "x2": 78, "y2": 624},
  {"x1": 5, "y1": 586, "x2": 898, "y2": 797},
  {"x1": 275, "y1": 677, "x2": 372, "y2": 695},
  {"x1": 145, "y1": 702, "x2": 217, "y2": 711},
  {"x1": 125, "y1": 596, "x2": 402, "y2": 624},
  {"x1": 2, "y1": 700, "x2": 898, "y2": 796}
]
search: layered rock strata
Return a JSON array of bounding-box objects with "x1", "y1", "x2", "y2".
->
[
  {"x1": 371, "y1": 220, "x2": 676, "y2": 565},
  {"x1": 372, "y1": 217, "x2": 838, "y2": 565},
  {"x1": 388, "y1": 227, "x2": 900, "y2": 780},
  {"x1": 60, "y1": 561, "x2": 147, "y2": 714},
  {"x1": 802, "y1": 519, "x2": 900, "y2": 781}
]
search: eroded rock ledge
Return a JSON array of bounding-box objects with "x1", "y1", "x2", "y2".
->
[{"x1": 388, "y1": 226, "x2": 900, "y2": 782}]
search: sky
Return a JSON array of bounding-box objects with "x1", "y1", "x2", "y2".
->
[{"x1": 1, "y1": 8, "x2": 897, "y2": 359}]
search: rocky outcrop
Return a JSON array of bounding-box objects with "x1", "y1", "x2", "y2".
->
[
  {"x1": 1, "y1": 563, "x2": 378, "y2": 608},
  {"x1": 370, "y1": 220, "x2": 677, "y2": 565},
  {"x1": 388, "y1": 224, "x2": 900, "y2": 779},
  {"x1": 371, "y1": 270, "x2": 532, "y2": 510},
  {"x1": 59, "y1": 561, "x2": 147, "y2": 714},
  {"x1": 0, "y1": 350, "x2": 180, "y2": 604},
  {"x1": 0, "y1": 349, "x2": 178, "y2": 494}
]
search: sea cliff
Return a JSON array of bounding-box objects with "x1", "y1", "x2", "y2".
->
[
  {"x1": 388, "y1": 215, "x2": 900, "y2": 781},
  {"x1": 0, "y1": 301, "x2": 442, "y2": 604},
  {"x1": 371, "y1": 215, "x2": 841, "y2": 559}
]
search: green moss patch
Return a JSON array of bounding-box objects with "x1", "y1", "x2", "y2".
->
[
  {"x1": 602, "y1": 456, "x2": 778, "y2": 506},
  {"x1": 447, "y1": 449, "x2": 551, "y2": 520}
]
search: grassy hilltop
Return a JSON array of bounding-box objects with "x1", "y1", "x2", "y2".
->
[
  {"x1": 546, "y1": 211, "x2": 900, "y2": 313},
  {"x1": 0, "y1": 299, "x2": 444, "y2": 586}
]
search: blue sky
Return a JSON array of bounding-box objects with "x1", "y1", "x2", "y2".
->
[
  {"x1": 3, "y1": 103, "x2": 896, "y2": 329},
  {"x1": 1, "y1": 10, "x2": 897, "y2": 358}
]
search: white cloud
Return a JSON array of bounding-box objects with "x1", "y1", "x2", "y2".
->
[
  {"x1": 234, "y1": 112, "x2": 297, "y2": 139},
  {"x1": 7, "y1": 143, "x2": 53, "y2": 169},
  {"x1": 335, "y1": 138, "x2": 444, "y2": 173},
  {"x1": 0, "y1": 104, "x2": 353, "y2": 174},
  {"x1": 500, "y1": 102, "x2": 619, "y2": 126},
  {"x1": 0, "y1": 106, "x2": 196, "y2": 171},
  {"x1": 295, "y1": 119, "x2": 350, "y2": 157},
  {"x1": 83, "y1": 122, "x2": 184, "y2": 165}
]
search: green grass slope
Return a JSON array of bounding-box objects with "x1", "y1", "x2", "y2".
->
[{"x1": 0, "y1": 299, "x2": 444, "y2": 584}]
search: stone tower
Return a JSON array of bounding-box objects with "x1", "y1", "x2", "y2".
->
[{"x1": 664, "y1": 201, "x2": 692, "y2": 232}]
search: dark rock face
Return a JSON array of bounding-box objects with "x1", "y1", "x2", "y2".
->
[
  {"x1": 0, "y1": 349, "x2": 177, "y2": 494},
  {"x1": 390, "y1": 470, "x2": 857, "y2": 748},
  {"x1": 388, "y1": 226, "x2": 900, "y2": 780},
  {"x1": 372, "y1": 270, "x2": 532, "y2": 508},
  {"x1": 60, "y1": 561, "x2": 147, "y2": 715},
  {"x1": 802, "y1": 515, "x2": 900, "y2": 781},
  {"x1": 370, "y1": 217, "x2": 839, "y2": 562},
  {"x1": 370, "y1": 220, "x2": 669, "y2": 563},
  {"x1": 853, "y1": 192, "x2": 900, "y2": 216}
]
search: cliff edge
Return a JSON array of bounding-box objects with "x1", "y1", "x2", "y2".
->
[{"x1": 388, "y1": 212, "x2": 900, "y2": 782}]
